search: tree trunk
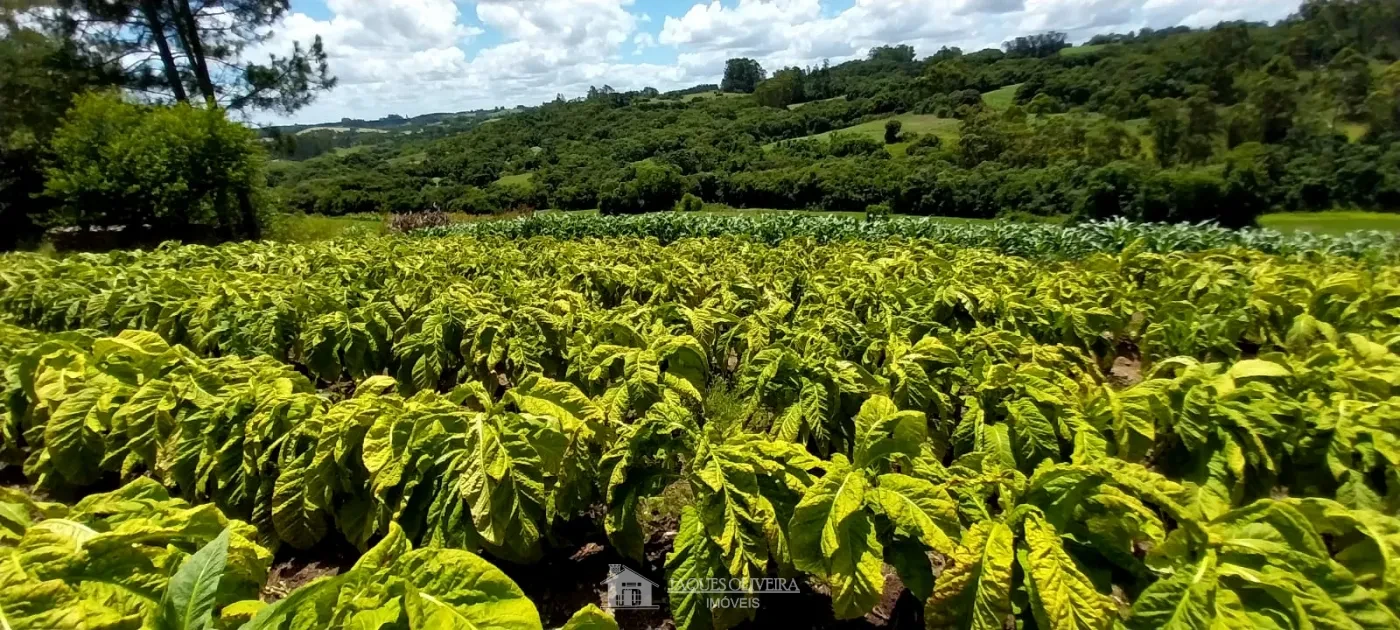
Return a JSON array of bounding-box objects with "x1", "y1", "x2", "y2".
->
[
  {"x1": 236, "y1": 189, "x2": 261, "y2": 240},
  {"x1": 139, "y1": 0, "x2": 188, "y2": 102},
  {"x1": 168, "y1": 0, "x2": 217, "y2": 104}
]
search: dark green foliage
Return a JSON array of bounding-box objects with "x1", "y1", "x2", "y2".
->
[
  {"x1": 675, "y1": 193, "x2": 703, "y2": 213},
  {"x1": 721, "y1": 58, "x2": 766, "y2": 94},
  {"x1": 42, "y1": 93, "x2": 266, "y2": 238},
  {"x1": 267, "y1": 0, "x2": 1400, "y2": 227},
  {"x1": 599, "y1": 161, "x2": 685, "y2": 216},
  {"x1": 884, "y1": 120, "x2": 902, "y2": 144},
  {"x1": 755, "y1": 68, "x2": 806, "y2": 109}
]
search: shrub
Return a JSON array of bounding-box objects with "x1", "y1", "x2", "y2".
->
[
  {"x1": 884, "y1": 120, "x2": 903, "y2": 144},
  {"x1": 42, "y1": 92, "x2": 266, "y2": 240},
  {"x1": 865, "y1": 202, "x2": 892, "y2": 220},
  {"x1": 675, "y1": 193, "x2": 704, "y2": 212}
]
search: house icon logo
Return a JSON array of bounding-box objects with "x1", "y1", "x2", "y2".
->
[{"x1": 603, "y1": 564, "x2": 658, "y2": 610}]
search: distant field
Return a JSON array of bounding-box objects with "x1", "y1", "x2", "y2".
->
[
  {"x1": 1061, "y1": 44, "x2": 1107, "y2": 57},
  {"x1": 1258, "y1": 211, "x2": 1400, "y2": 236},
  {"x1": 692, "y1": 208, "x2": 998, "y2": 224},
  {"x1": 767, "y1": 114, "x2": 962, "y2": 155},
  {"x1": 495, "y1": 172, "x2": 534, "y2": 187},
  {"x1": 682, "y1": 91, "x2": 745, "y2": 102},
  {"x1": 295, "y1": 126, "x2": 390, "y2": 135},
  {"x1": 1340, "y1": 122, "x2": 1370, "y2": 142},
  {"x1": 789, "y1": 96, "x2": 846, "y2": 110},
  {"x1": 982, "y1": 84, "x2": 1021, "y2": 110}
]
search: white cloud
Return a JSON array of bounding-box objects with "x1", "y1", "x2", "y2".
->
[
  {"x1": 258, "y1": 0, "x2": 1302, "y2": 124},
  {"x1": 657, "y1": 0, "x2": 1299, "y2": 78},
  {"x1": 633, "y1": 32, "x2": 658, "y2": 55}
]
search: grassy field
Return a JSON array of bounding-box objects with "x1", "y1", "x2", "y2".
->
[
  {"x1": 495, "y1": 172, "x2": 534, "y2": 187},
  {"x1": 789, "y1": 96, "x2": 846, "y2": 110},
  {"x1": 766, "y1": 114, "x2": 962, "y2": 155},
  {"x1": 982, "y1": 84, "x2": 1021, "y2": 111},
  {"x1": 1258, "y1": 211, "x2": 1400, "y2": 235}
]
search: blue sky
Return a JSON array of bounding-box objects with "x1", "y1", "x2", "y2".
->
[{"x1": 260, "y1": 0, "x2": 1300, "y2": 125}]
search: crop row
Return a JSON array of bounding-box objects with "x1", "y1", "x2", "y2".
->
[
  {"x1": 2, "y1": 321, "x2": 1397, "y2": 628},
  {"x1": 0, "y1": 477, "x2": 613, "y2": 630},
  {"x1": 427, "y1": 213, "x2": 1400, "y2": 259},
  {"x1": 0, "y1": 237, "x2": 1397, "y2": 391}
]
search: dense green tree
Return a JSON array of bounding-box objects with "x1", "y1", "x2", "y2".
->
[
  {"x1": 0, "y1": 6, "x2": 123, "y2": 248},
  {"x1": 1324, "y1": 46, "x2": 1374, "y2": 119},
  {"x1": 1180, "y1": 92, "x2": 1220, "y2": 163},
  {"x1": 1002, "y1": 31, "x2": 1068, "y2": 58},
  {"x1": 1148, "y1": 98, "x2": 1188, "y2": 166},
  {"x1": 884, "y1": 120, "x2": 902, "y2": 144},
  {"x1": 721, "y1": 58, "x2": 766, "y2": 93},
  {"x1": 868, "y1": 45, "x2": 916, "y2": 64},
  {"x1": 1026, "y1": 93, "x2": 1062, "y2": 115},
  {"x1": 1248, "y1": 56, "x2": 1301, "y2": 143},
  {"x1": 921, "y1": 60, "x2": 971, "y2": 94},
  {"x1": 42, "y1": 92, "x2": 265, "y2": 237},
  {"x1": 755, "y1": 68, "x2": 805, "y2": 109},
  {"x1": 1369, "y1": 62, "x2": 1400, "y2": 130}
]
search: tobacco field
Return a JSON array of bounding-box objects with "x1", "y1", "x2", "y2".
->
[{"x1": 1, "y1": 230, "x2": 1399, "y2": 629}]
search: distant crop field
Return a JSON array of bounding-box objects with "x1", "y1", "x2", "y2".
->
[{"x1": 1259, "y1": 210, "x2": 1400, "y2": 235}]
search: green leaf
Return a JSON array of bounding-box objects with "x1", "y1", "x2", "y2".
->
[
  {"x1": 270, "y1": 448, "x2": 326, "y2": 549},
  {"x1": 788, "y1": 459, "x2": 883, "y2": 619},
  {"x1": 458, "y1": 411, "x2": 547, "y2": 562},
  {"x1": 560, "y1": 605, "x2": 619, "y2": 630},
  {"x1": 1125, "y1": 552, "x2": 1216, "y2": 630},
  {"x1": 44, "y1": 386, "x2": 107, "y2": 485},
  {"x1": 870, "y1": 473, "x2": 958, "y2": 553},
  {"x1": 157, "y1": 526, "x2": 231, "y2": 630},
  {"x1": 925, "y1": 520, "x2": 1015, "y2": 630},
  {"x1": 1020, "y1": 514, "x2": 1113, "y2": 630},
  {"x1": 666, "y1": 506, "x2": 731, "y2": 630},
  {"x1": 392, "y1": 548, "x2": 543, "y2": 630},
  {"x1": 852, "y1": 395, "x2": 925, "y2": 469},
  {"x1": 1006, "y1": 399, "x2": 1059, "y2": 471},
  {"x1": 237, "y1": 574, "x2": 349, "y2": 630},
  {"x1": 1226, "y1": 360, "x2": 1289, "y2": 380},
  {"x1": 353, "y1": 522, "x2": 410, "y2": 572}
]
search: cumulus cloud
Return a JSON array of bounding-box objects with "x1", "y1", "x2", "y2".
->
[{"x1": 258, "y1": 0, "x2": 1302, "y2": 125}]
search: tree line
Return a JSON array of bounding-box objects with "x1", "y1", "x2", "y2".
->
[{"x1": 273, "y1": 0, "x2": 1400, "y2": 229}]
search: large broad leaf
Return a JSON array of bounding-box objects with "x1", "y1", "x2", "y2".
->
[
  {"x1": 788, "y1": 457, "x2": 883, "y2": 619},
  {"x1": 391, "y1": 548, "x2": 543, "y2": 630},
  {"x1": 457, "y1": 411, "x2": 547, "y2": 563},
  {"x1": 925, "y1": 520, "x2": 1015, "y2": 630},
  {"x1": 157, "y1": 526, "x2": 231, "y2": 630},
  {"x1": 237, "y1": 575, "x2": 350, "y2": 630},
  {"x1": 1005, "y1": 399, "x2": 1059, "y2": 471},
  {"x1": 667, "y1": 506, "x2": 745, "y2": 630},
  {"x1": 1125, "y1": 552, "x2": 1216, "y2": 630},
  {"x1": 851, "y1": 395, "x2": 925, "y2": 469},
  {"x1": 270, "y1": 448, "x2": 327, "y2": 549},
  {"x1": 1020, "y1": 514, "x2": 1113, "y2": 630},
  {"x1": 870, "y1": 473, "x2": 958, "y2": 554},
  {"x1": 44, "y1": 386, "x2": 108, "y2": 485},
  {"x1": 560, "y1": 605, "x2": 620, "y2": 630}
]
